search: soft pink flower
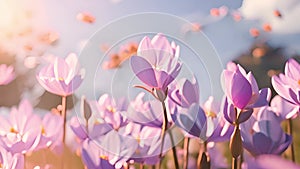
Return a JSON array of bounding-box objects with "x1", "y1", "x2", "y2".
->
[
  {"x1": 0, "y1": 100, "x2": 42, "y2": 154},
  {"x1": 36, "y1": 53, "x2": 84, "y2": 96},
  {"x1": 0, "y1": 64, "x2": 15, "y2": 85}
]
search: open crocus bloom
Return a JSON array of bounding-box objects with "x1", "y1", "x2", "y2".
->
[
  {"x1": 221, "y1": 62, "x2": 270, "y2": 124},
  {"x1": 168, "y1": 78, "x2": 233, "y2": 141},
  {"x1": 240, "y1": 107, "x2": 292, "y2": 156},
  {"x1": 271, "y1": 95, "x2": 299, "y2": 121},
  {"x1": 125, "y1": 92, "x2": 164, "y2": 128},
  {"x1": 36, "y1": 53, "x2": 84, "y2": 96},
  {"x1": 0, "y1": 64, "x2": 15, "y2": 85},
  {"x1": 0, "y1": 100, "x2": 41, "y2": 154},
  {"x1": 130, "y1": 33, "x2": 182, "y2": 101},
  {"x1": 272, "y1": 58, "x2": 300, "y2": 109}
]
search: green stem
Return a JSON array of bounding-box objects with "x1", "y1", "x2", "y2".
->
[
  {"x1": 61, "y1": 96, "x2": 67, "y2": 143},
  {"x1": 288, "y1": 119, "x2": 295, "y2": 162},
  {"x1": 183, "y1": 137, "x2": 190, "y2": 169}
]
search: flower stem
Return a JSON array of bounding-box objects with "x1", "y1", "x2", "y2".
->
[
  {"x1": 197, "y1": 141, "x2": 209, "y2": 169},
  {"x1": 287, "y1": 119, "x2": 295, "y2": 162},
  {"x1": 159, "y1": 101, "x2": 169, "y2": 158},
  {"x1": 61, "y1": 96, "x2": 67, "y2": 143},
  {"x1": 183, "y1": 137, "x2": 190, "y2": 169},
  {"x1": 159, "y1": 101, "x2": 179, "y2": 169},
  {"x1": 139, "y1": 163, "x2": 144, "y2": 169},
  {"x1": 232, "y1": 157, "x2": 238, "y2": 169},
  {"x1": 168, "y1": 128, "x2": 179, "y2": 169}
]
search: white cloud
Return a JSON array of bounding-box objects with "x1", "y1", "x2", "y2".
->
[{"x1": 239, "y1": 0, "x2": 300, "y2": 34}]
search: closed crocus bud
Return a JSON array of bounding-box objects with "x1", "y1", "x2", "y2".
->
[
  {"x1": 221, "y1": 62, "x2": 270, "y2": 124},
  {"x1": 81, "y1": 96, "x2": 92, "y2": 121}
]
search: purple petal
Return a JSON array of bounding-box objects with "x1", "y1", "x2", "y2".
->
[
  {"x1": 130, "y1": 56, "x2": 158, "y2": 88},
  {"x1": 161, "y1": 62, "x2": 182, "y2": 90},
  {"x1": 285, "y1": 58, "x2": 300, "y2": 81},
  {"x1": 272, "y1": 75, "x2": 298, "y2": 104},
  {"x1": 137, "y1": 36, "x2": 157, "y2": 65},
  {"x1": 222, "y1": 97, "x2": 235, "y2": 124},
  {"x1": 253, "y1": 133, "x2": 272, "y2": 155},
  {"x1": 248, "y1": 88, "x2": 271, "y2": 108},
  {"x1": 231, "y1": 72, "x2": 252, "y2": 109},
  {"x1": 246, "y1": 72, "x2": 259, "y2": 94},
  {"x1": 273, "y1": 134, "x2": 292, "y2": 155},
  {"x1": 237, "y1": 108, "x2": 253, "y2": 124},
  {"x1": 182, "y1": 78, "x2": 199, "y2": 105}
]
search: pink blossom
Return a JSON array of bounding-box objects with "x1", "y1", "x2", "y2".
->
[
  {"x1": 36, "y1": 53, "x2": 84, "y2": 96},
  {"x1": 0, "y1": 100, "x2": 41, "y2": 154}
]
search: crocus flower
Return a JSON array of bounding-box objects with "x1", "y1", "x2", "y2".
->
[
  {"x1": 125, "y1": 92, "x2": 164, "y2": 128},
  {"x1": 168, "y1": 78, "x2": 233, "y2": 141},
  {"x1": 240, "y1": 106, "x2": 292, "y2": 156},
  {"x1": 0, "y1": 100, "x2": 41, "y2": 154},
  {"x1": 0, "y1": 64, "x2": 15, "y2": 85},
  {"x1": 271, "y1": 95, "x2": 298, "y2": 121},
  {"x1": 169, "y1": 78, "x2": 199, "y2": 108},
  {"x1": 272, "y1": 58, "x2": 300, "y2": 110},
  {"x1": 221, "y1": 62, "x2": 270, "y2": 124},
  {"x1": 130, "y1": 33, "x2": 182, "y2": 101},
  {"x1": 124, "y1": 123, "x2": 161, "y2": 165},
  {"x1": 0, "y1": 146, "x2": 24, "y2": 169},
  {"x1": 36, "y1": 53, "x2": 84, "y2": 96},
  {"x1": 90, "y1": 94, "x2": 128, "y2": 130}
]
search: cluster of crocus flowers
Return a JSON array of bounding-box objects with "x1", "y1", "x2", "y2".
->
[
  {"x1": 1, "y1": 33, "x2": 300, "y2": 169},
  {"x1": 0, "y1": 100, "x2": 63, "y2": 168}
]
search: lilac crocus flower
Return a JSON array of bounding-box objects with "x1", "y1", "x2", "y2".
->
[
  {"x1": 0, "y1": 64, "x2": 15, "y2": 85},
  {"x1": 130, "y1": 33, "x2": 182, "y2": 101},
  {"x1": 240, "y1": 107, "x2": 292, "y2": 156},
  {"x1": 272, "y1": 58, "x2": 300, "y2": 110},
  {"x1": 124, "y1": 123, "x2": 161, "y2": 165},
  {"x1": 0, "y1": 146, "x2": 24, "y2": 169},
  {"x1": 91, "y1": 94, "x2": 128, "y2": 130},
  {"x1": 125, "y1": 92, "x2": 164, "y2": 128},
  {"x1": 271, "y1": 95, "x2": 298, "y2": 121},
  {"x1": 36, "y1": 53, "x2": 84, "y2": 96},
  {"x1": 222, "y1": 62, "x2": 270, "y2": 124},
  {"x1": 0, "y1": 100, "x2": 41, "y2": 154},
  {"x1": 168, "y1": 78, "x2": 233, "y2": 141}
]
